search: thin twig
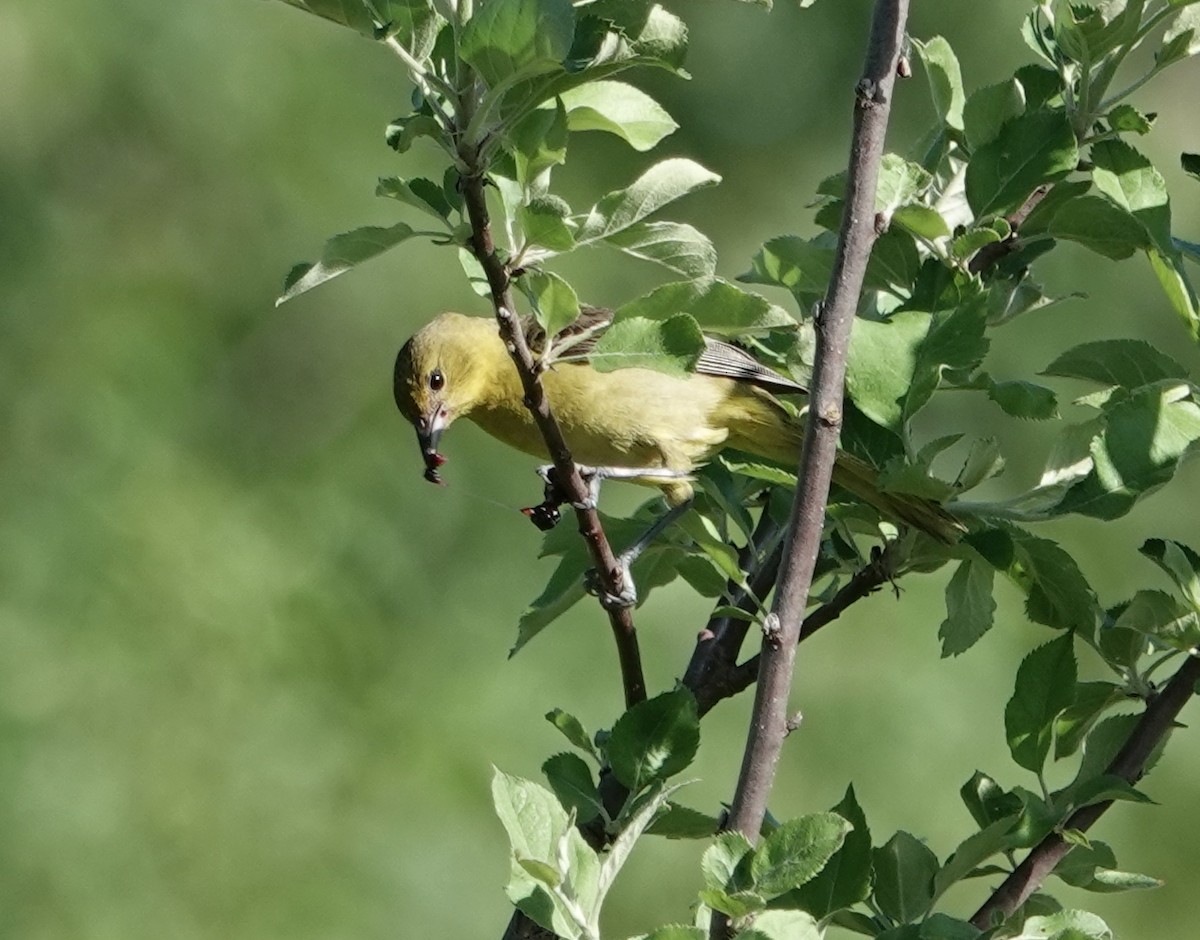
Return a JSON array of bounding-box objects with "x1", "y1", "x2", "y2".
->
[
  {"x1": 457, "y1": 157, "x2": 648, "y2": 711},
  {"x1": 970, "y1": 652, "x2": 1200, "y2": 930},
  {"x1": 713, "y1": 3, "x2": 910, "y2": 934}
]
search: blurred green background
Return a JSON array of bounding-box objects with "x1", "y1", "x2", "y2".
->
[{"x1": 3, "y1": 1, "x2": 1200, "y2": 938}]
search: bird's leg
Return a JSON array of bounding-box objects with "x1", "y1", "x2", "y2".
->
[
  {"x1": 585, "y1": 497, "x2": 694, "y2": 609},
  {"x1": 520, "y1": 464, "x2": 689, "y2": 532}
]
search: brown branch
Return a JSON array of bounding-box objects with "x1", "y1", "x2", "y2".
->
[
  {"x1": 712, "y1": 4, "x2": 911, "y2": 933},
  {"x1": 970, "y1": 652, "x2": 1200, "y2": 930},
  {"x1": 457, "y1": 159, "x2": 647, "y2": 712}
]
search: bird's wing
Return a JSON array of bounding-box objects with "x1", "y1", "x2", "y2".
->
[{"x1": 526, "y1": 305, "x2": 806, "y2": 396}]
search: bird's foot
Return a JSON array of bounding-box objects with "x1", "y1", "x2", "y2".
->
[{"x1": 584, "y1": 557, "x2": 638, "y2": 610}]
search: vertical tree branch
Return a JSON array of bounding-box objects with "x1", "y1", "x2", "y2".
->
[
  {"x1": 716, "y1": 0, "x2": 911, "y2": 913},
  {"x1": 458, "y1": 151, "x2": 647, "y2": 711},
  {"x1": 970, "y1": 652, "x2": 1200, "y2": 929}
]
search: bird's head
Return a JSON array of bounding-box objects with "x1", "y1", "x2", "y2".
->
[{"x1": 393, "y1": 313, "x2": 499, "y2": 484}]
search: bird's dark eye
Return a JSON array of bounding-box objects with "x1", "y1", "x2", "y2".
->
[{"x1": 429, "y1": 369, "x2": 444, "y2": 392}]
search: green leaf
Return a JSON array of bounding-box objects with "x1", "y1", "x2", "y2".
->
[
  {"x1": 703, "y1": 831, "x2": 756, "y2": 892},
  {"x1": 1054, "y1": 840, "x2": 1162, "y2": 893},
  {"x1": 939, "y1": 556, "x2": 997, "y2": 656},
  {"x1": 1048, "y1": 194, "x2": 1151, "y2": 259},
  {"x1": 278, "y1": 0, "x2": 442, "y2": 48},
  {"x1": 750, "y1": 813, "x2": 852, "y2": 899},
  {"x1": 892, "y1": 204, "x2": 952, "y2": 241},
  {"x1": 385, "y1": 112, "x2": 443, "y2": 154},
  {"x1": 607, "y1": 688, "x2": 700, "y2": 791},
  {"x1": 586, "y1": 313, "x2": 706, "y2": 376},
  {"x1": 520, "y1": 194, "x2": 577, "y2": 251},
  {"x1": 1161, "y1": 6, "x2": 1200, "y2": 63},
  {"x1": 960, "y1": 771, "x2": 1023, "y2": 830},
  {"x1": 492, "y1": 767, "x2": 572, "y2": 862},
  {"x1": 1113, "y1": 589, "x2": 1200, "y2": 651},
  {"x1": 542, "y1": 753, "x2": 603, "y2": 823},
  {"x1": 1005, "y1": 633, "x2": 1077, "y2": 774},
  {"x1": 460, "y1": 0, "x2": 575, "y2": 88},
  {"x1": 276, "y1": 223, "x2": 416, "y2": 304},
  {"x1": 845, "y1": 312, "x2": 932, "y2": 431},
  {"x1": 555, "y1": 80, "x2": 677, "y2": 151},
  {"x1": 524, "y1": 270, "x2": 581, "y2": 339},
  {"x1": 966, "y1": 110, "x2": 1078, "y2": 218},
  {"x1": 1106, "y1": 104, "x2": 1154, "y2": 135},
  {"x1": 1090, "y1": 140, "x2": 1171, "y2": 251},
  {"x1": 963, "y1": 79, "x2": 1025, "y2": 151},
  {"x1": 875, "y1": 154, "x2": 934, "y2": 216},
  {"x1": 932, "y1": 817, "x2": 1019, "y2": 904},
  {"x1": 376, "y1": 176, "x2": 453, "y2": 223},
  {"x1": 577, "y1": 159, "x2": 721, "y2": 243},
  {"x1": 988, "y1": 380, "x2": 1059, "y2": 420},
  {"x1": 957, "y1": 437, "x2": 1005, "y2": 491},
  {"x1": 641, "y1": 928, "x2": 706, "y2": 940},
  {"x1": 1053, "y1": 381, "x2": 1200, "y2": 520},
  {"x1": 1013, "y1": 910, "x2": 1111, "y2": 940},
  {"x1": 1042, "y1": 340, "x2": 1188, "y2": 388},
  {"x1": 509, "y1": 99, "x2": 569, "y2": 190},
  {"x1": 873, "y1": 831, "x2": 939, "y2": 924},
  {"x1": 1139, "y1": 538, "x2": 1200, "y2": 608},
  {"x1": 605, "y1": 221, "x2": 718, "y2": 277},
  {"x1": 545, "y1": 708, "x2": 599, "y2": 762},
  {"x1": 1147, "y1": 247, "x2": 1200, "y2": 335},
  {"x1": 741, "y1": 236, "x2": 835, "y2": 304},
  {"x1": 1009, "y1": 532, "x2": 1101, "y2": 630},
  {"x1": 616, "y1": 278, "x2": 793, "y2": 335},
  {"x1": 784, "y1": 785, "x2": 873, "y2": 918},
  {"x1": 1184, "y1": 152, "x2": 1200, "y2": 182},
  {"x1": 739, "y1": 911, "x2": 822, "y2": 940},
  {"x1": 1054, "y1": 682, "x2": 1124, "y2": 760},
  {"x1": 645, "y1": 803, "x2": 721, "y2": 839},
  {"x1": 913, "y1": 36, "x2": 965, "y2": 130}
]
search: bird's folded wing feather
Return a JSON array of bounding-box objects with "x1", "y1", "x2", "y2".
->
[{"x1": 524, "y1": 305, "x2": 807, "y2": 396}]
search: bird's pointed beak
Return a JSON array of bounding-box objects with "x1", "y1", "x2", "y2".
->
[{"x1": 416, "y1": 406, "x2": 449, "y2": 484}]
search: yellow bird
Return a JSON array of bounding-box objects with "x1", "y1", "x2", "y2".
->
[{"x1": 393, "y1": 308, "x2": 963, "y2": 544}]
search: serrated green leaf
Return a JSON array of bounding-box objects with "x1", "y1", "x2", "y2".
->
[
  {"x1": 1140, "y1": 537, "x2": 1200, "y2": 608},
  {"x1": 645, "y1": 802, "x2": 720, "y2": 839},
  {"x1": 750, "y1": 812, "x2": 851, "y2": 899},
  {"x1": 873, "y1": 831, "x2": 939, "y2": 924},
  {"x1": 545, "y1": 708, "x2": 600, "y2": 762},
  {"x1": 1054, "y1": 682, "x2": 1124, "y2": 759},
  {"x1": 460, "y1": 0, "x2": 575, "y2": 87},
  {"x1": 1042, "y1": 340, "x2": 1188, "y2": 388},
  {"x1": 578, "y1": 159, "x2": 720, "y2": 243},
  {"x1": 913, "y1": 36, "x2": 965, "y2": 130},
  {"x1": 963, "y1": 79, "x2": 1025, "y2": 151},
  {"x1": 1090, "y1": 140, "x2": 1172, "y2": 252},
  {"x1": 932, "y1": 817, "x2": 1019, "y2": 904},
  {"x1": 892, "y1": 204, "x2": 952, "y2": 240},
  {"x1": 784, "y1": 785, "x2": 873, "y2": 918},
  {"x1": 1053, "y1": 381, "x2": 1200, "y2": 520},
  {"x1": 1013, "y1": 909, "x2": 1111, "y2": 939},
  {"x1": 966, "y1": 110, "x2": 1078, "y2": 218},
  {"x1": 608, "y1": 688, "x2": 700, "y2": 791},
  {"x1": 524, "y1": 269, "x2": 580, "y2": 339},
  {"x1": 988, "y1": 380, "x2": 1059, "y2": 420},
  {"x1": 542, "y1": 752, "x2": 603, "y2": 823},
  {"x1": 278, "y1": 0, "x2": 443, "y2": 50},
  {"x1": 520, "y1": 194, "x2": 577, "y2": 251},
  {"x1": 376, "y1": 176, "x2": 453, "y2": 223},
  {"x1": 703, "y1": 830, "x2": 756, "y2": 892},
  {"x1": 1113, "y1": 589, "x2": 1200, "y2": 651},
  {"x1": 585, "y1": 313, "x2": 705, "y2": 376},
  {"x1": 741, "y1": 235, "x2": 836, "y2": 303},
  {"x1": 960, "y1": 771, "x2": 1023, "y2": 829},
  {"x1": 1048, "y1": 195, "x2": 1152, "y2": 259},
  {"x1": 740, "y1": 911, "x2": 822, "y2": 940},
  {"x1": 1106, "y1": 104, "x2": 1154, "y2": 135},
  {"x1": 616, "y1": 278, "x2": 792, "y2": 335},
  {"x1": 556, "y1": 80, "x2": 677, "y2": 151},
  {"x1": 1147, "y1": 247, "x2": 1200, "y2": 335},
  {"x1": 1005, "y1": 633, "x2": 1077, "y2": 773},
  {"x1": 277, "y1": 222, "x2": 417, "y2": 304},
  {"x1": 605, "y1": 221, "x2": 717, "y2": 277},
  {"x1": 939, "y1": 556, "x2": 997, "y2": 656}
]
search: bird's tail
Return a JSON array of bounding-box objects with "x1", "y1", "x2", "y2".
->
[{"x1": 831, "y1": 451, "x2": 965, "y2": 544}]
